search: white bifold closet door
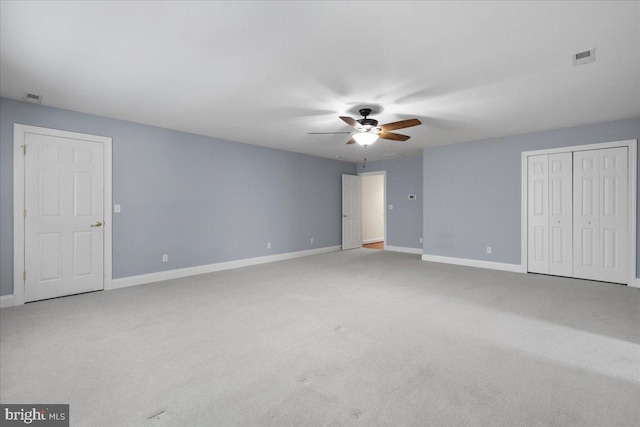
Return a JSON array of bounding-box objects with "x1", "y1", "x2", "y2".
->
[
  {"x1": 527, "y1": 153, "x2": 573, "y2": 275},
  {"x1": 549, "y1": 153, "x2": 573, "y2": 276},
  {"x1": 573, "y1": 147, "x2": 628, "y2": 283},
  {"x1": 528, "y1": 147, "x2": 628, "y2": 284}
]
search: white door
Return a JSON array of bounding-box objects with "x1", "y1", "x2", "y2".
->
[
  {"x1": 342, "y1": 174, "x2": 362, "y2": 250},
  {"x1": 24, "y1": 132, "x2": 105, "y2": 302},
  {"x1": 548, "y1": 152, "x2": 573, "y2": 276},
  {"x1": 527, "y1": 155, "x2": 549, "y2": 273},
  {"x1": 573, "y1": 147, "x2": 628, "y2": 283}
]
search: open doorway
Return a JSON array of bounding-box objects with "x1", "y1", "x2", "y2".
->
[{"x1": 360, "y1": 171, "x2": 385, "y2": 250}]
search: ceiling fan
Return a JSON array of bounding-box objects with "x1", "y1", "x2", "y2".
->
[{"x1": 308, "y1": 108, "x2": 421, "y2": 145}]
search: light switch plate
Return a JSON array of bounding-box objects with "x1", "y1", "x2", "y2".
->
[{"x1": 114, "y1": 204, "x2": 121, "y2": 213}]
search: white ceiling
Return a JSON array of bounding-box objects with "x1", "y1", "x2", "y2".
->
[{"x1": 1, "y1": 1, "x2": 639, "y2": 162}]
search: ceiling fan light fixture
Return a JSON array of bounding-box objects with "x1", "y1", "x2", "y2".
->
[
  {"x1": 353, "y1": 132, "x2": 378, "y2": 145},
  {"x1": 311, "y1": 108, "x2": 421, "y2": 146}
]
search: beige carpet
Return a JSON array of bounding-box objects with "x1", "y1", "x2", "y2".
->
[{"x1": 1, "y1": 249, "x2": 639, "y2": 426}]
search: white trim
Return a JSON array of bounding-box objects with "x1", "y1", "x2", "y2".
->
[
  {"x1": 13, "y1": 124, "x2": 113, "y2": 306},
  {"x1": 103, "y1": 133, "x2": 113, "y2": 291},
  {"x1": 13, "y1": 126, "x2": 25, "y2": 306},
  {"x1": 633, "y1": 279, "x2": 640, "y2": 289},
  {"x1": 363, "y1": 238, "x2": 384, "y2": 244},
  {"x1": 521, "y1": 152, "x2": 528, "y2": 278},
  {"x1": 385, "y1": 245, "x2": 422, "y2": 255},
  {"x1": 0, "y1": 295, "x2": 14, "y2": 309},
  {"x1": 521, "y1": 139, "x2": 637, "y2": 286},
  {"x1": 111, "y1": 245, "x2": 341, "y2": 290},
  {"x1": 630, "y1": 141, "x2": 638, "y2": 286},
  {"x1": 358, "y1": 170, "x2": 387, "y2": 248},
  {"x1": 422, "y1": 254, "x2": 526, "y2": 273},
  {"x1": 521, "y1": 140, "x2": 637, "y2": 157}
]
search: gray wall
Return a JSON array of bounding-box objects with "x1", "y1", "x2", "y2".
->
[
  {"x1": 0, "y1": 97, "x2": 355, "y2": 296},
  {"x1": 356, "y1": 155, "x2": 423, "y2": 249},
  {"x1": 423, "y1": 116, "x2": 640, "y2": 276}
]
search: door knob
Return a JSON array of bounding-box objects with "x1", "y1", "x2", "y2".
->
[{"x1": 91, "y1": 221, "x2": 103, "y2": 227}]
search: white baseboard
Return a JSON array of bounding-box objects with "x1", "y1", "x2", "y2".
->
[
  {"x1": 110, "y1": 245, "x2": 341, "y2": 290},
  {"x1": 385, "y1": 245, "x2": 423, "y2": 255},
  {"x1": 363, "y1": 238, "x2": 384, "y2": 244},
  {"x1": 421, "y1": 253, "x2": 526, "y2": 273},
  {"x1": 0, "y1": 295, "x2": 14, "y2": 308}
]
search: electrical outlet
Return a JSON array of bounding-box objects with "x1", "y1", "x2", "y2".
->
[
  {"x1": 162, "y1": 254, "x2": 168, "y2": 262},
  {"x1": 388, "y1": 204, "x2": 394, "y2": 210},
  {"x1": 420, "y1": 237, "x2": 423, "y2": 244},
  {"x1": 267, "y1": 242, "x2": 271, "y2": 249},
  {"x1": 310, "y1": 238, "x2": 314, "y2": 244},
  {"x1": 486, "y1": 247, "x2": 492, "y2": 254}
]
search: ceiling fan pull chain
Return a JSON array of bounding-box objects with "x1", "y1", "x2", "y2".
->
[{"x1": 363, "y1": 144, "x2": 367, "y2": 168}]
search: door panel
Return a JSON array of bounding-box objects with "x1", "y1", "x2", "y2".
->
[
  {"x1": 74, "y1": 172, "x2": 94, "y2": 216},
  {"x1": 24, "y1": 132, "x2": 104, "y2": 302},
  {"x1": 39, "y1": 233, "x2": 62, "y2": 281},
  {"x1": 581, "y1": 228, "x2": 595, "y2": 267},
  {"x1": 527, "y1": 155, "x2": 549, "y2": 273},
  {"x1": 73, "y1": 231, "x2": 94, "y2": 277},
  {"x1": 548, "y1": 152, "x2": 572, "y2": 276},
  {"x1": 598, "y1": 147, "x2": 628, "y2": 283},
  {"x1": 342, "y1": 174, "x2": 362, "y2": 250},
  {"x1": 574, "y1": 150, "x2": 600, "y2": 280},
  {"x1": 573, "y1": 147, "x2": 628, "y2": 283},
  {"x1": 602, "y1": 229, "x2": 616, "y2": 269},
  {"x1": 581, "y1": 177, "x2": 596, "y2": 216},
  {"x1": 550, "y1": 227, "x2": 564, "y2": 263}
]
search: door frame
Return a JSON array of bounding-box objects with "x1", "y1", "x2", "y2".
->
[
  {"x1": 521, "y1": 139, "x2": 637, "y2": 286},
  {"x1": 358, "y1": 170, "x2": 387, "y2": 246},
  {"x1": 13, "y1": 124, "x2": 113, "y2": 306}
]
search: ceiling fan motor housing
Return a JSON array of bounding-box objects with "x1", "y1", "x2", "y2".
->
[
  {"x1": 357, "y1": 109, "x2": 378, "y2": 130},
  {"x1": 357, "y1": 118, "x2": 379, "y2": 130}
]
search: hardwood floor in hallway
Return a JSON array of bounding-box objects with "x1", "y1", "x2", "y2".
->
[{"x1": 362, "y1": 241, "x2": 384, "y2": 250}]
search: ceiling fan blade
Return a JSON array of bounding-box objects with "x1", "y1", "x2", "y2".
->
[
  {"x1": 379, "y1": 131, "x2": 410, "y2": 141},
  {"x1": 340, "y1": 116, "x2": 364, "y2": 130},
  {"x1": 380, "y1": 118, "x2": 421, "y2": 131},
  {"x1": 308, "y1": 132, "x2": 353, "y2": 134},
  {"x1": 346, "y1": 138, "x2": 356, "y2": 145}
]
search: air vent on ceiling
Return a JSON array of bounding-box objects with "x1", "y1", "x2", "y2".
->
[
  {"x1": 23, "y1": 93, "x2": 42, "y2": 104},
  {"x1": 573, "y1": 49, "x2": 595, "y2": 66},
  {"x1": 382, "y1": 153, "x2": 407, "y2": 158}
]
